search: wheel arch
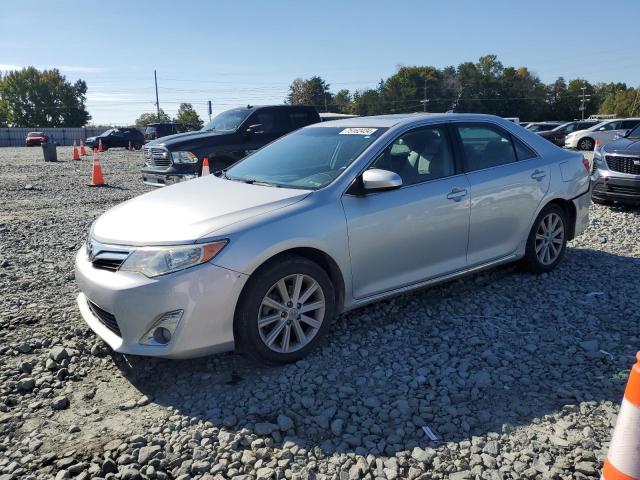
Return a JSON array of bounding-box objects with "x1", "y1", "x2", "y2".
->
[
  {"x1": 234, "y1": 246, "x2": 346, "y2": 326},
  {"x1": 541, "y1": 197, "x2": 577, "y2": 240}
]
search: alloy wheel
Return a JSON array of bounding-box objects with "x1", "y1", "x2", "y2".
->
[
  {"x1": 258, "y1": 274, "x2": 325, "y2": 353},
  {"x1": 535, "y1": 212, "x2": 565, "y2": 266}
]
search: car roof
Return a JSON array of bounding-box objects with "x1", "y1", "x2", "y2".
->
[{"x1": 313, "y1": 113, "x2": 515, "y2": 128}]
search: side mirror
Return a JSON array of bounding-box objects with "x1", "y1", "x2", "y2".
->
[
  {"x1": 362, "y1": 169, "x2": 403, "y2": 192},
  {"x1": 245, "y1": 124, "x2": 264, "y2": 135}
]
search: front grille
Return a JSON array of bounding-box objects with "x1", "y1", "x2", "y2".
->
[
  {"x1": 87, "y1": 300, "x2": 121, "y2": 337},
  {"x1": 144, "y1": 146, "x2": 171, "y2": 168},
  {"x1": 92, "y1": 258, "x2": 124, "y2": 272},
  {"x1": 606, "y1": 155, "x2": 640, "y2": 175}
]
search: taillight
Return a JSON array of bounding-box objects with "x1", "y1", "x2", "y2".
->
[{"x1": 582, "y1": 156, "x2": 590, "y2": 172}]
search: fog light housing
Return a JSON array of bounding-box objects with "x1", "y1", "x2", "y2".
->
[{"x1": 139, "y1": 310, "x2": 183, "y2": 346}]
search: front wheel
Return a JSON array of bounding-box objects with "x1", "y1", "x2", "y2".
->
[
  {"x1": 523, "y1": 204, "x2": 567, "y2": 273},
  {"x1": 235, "y1": 256, "x2": 335, "y2": 365},
  {"x1": 133, "y1": 143, "x2": 142, "y2": 150},
  {"x1": 577, "y1": 137, "x2": 594, "y2": 151}
]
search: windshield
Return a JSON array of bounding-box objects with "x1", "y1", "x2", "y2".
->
[
  {"x1": 201, "y1": 108, "x2": 252, "y2": 132},
  {"x1": 101, "y1": 129, "x2": 115, "y2": 136},
  {"x1": 226, "y1": 126, "x2": 386, "y2": 190},
  {"x1": 627, "y1": 124, "x2": 640, "y2": 138}
]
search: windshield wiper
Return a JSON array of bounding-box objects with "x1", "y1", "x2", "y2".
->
[{"x1": 238, "y1": 178, "x2": 279, "y2": 187}]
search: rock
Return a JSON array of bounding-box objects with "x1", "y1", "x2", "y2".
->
[
  {"x1": 254, "y1": 422, "x2": 277, "y2": 435},
  {"x1": 138, "y1": 445, "x2": 161, "y2": 465},
  {"x1": 277, "y1": 414, "x2": 294, "y2": 431},
  {"x1": 51, "y1": 396, "x2": 69, "y2": 410},
  {"x1": 364, "y1": 396, "x2": 380, "y2": 408},
  {"x1": 17, "y1": 342, "x2": 32, "y2": 354},
  {"x1": 472, "y1": 370, "x2": 492, "y2": 387},
  {"x1": 191, "y1": 461, "x2": 211, "y2": 474},
  {"x1": 579, "y1": 340, "x2": 599, "y2": 352},
  {"x1": 330, "y1": 418, "x2": 344, "y2": 436},
  {"x1": 18, "y1": 377, "x2": 35, "y2": 391},
  {"x1": 49, "y1": 346, "x2": 69, "y2": 362},
  {"x1": 411, "y1": 447, "x2": 436, "y2": 464}
]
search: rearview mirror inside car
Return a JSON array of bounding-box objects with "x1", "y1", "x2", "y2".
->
[{"x1": 362, "y1": 169, "x2": 403, "y2": 192}]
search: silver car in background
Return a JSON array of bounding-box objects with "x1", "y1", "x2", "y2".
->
[{"x1": 75, "y1": 114, "x2": 591, "y2": 364}]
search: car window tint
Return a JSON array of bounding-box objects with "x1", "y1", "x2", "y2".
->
[
  {"x1": 369, "y1": 125, "x2": 455, "y2": 186},
  {"x1": 457, "y1": 125, "x2": 517, "y2": 171},
  {"x1": 622, "y1": 120, "x2": 640, "y2": 129},
  {"x1": 289, "y1": 111, "x2": 313, "y2": 129},
  {"x1": 513, "y1": 137, "x2": 537, "y2": 160},
  {"x1": 251, "y1": 111, "x2": 280, "y2": 134}
]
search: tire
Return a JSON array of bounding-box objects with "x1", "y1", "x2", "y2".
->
[
  {"x1": 134, "y1": 143, "x2": 142, "y2": 150},
  {"x1": 522, "y1": 204, "x2": 568, "y2": 273},
  {"x1": 577, "y1": 137, "x2": 594, "y2": 151},
  {"x1": 235, "y1": 255, "x2": 335, "y2": 365}
]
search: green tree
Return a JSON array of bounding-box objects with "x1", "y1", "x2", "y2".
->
[
  {"x1": 330, "y1": 89, "x2": 351, "y2": 113},
  {"x1": 599, "y1": 88, "x2": 640, "y2": 117},
  {"x1": 135, "y1": 109, "x2": 170, "y2": 127},
  {"x1": 0, "y1": 67, "x2": 90, "y2": 127},
  {"x1": 174, "y1": 103, "x2": 203, "y2": 130},
  {"x1": 287, "y1": 76, "x2": 331, "y2": 110}
]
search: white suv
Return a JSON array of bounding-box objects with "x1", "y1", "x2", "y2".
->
[{"x1": 565, "y1": 118, "x2": 640, "y2": 150}]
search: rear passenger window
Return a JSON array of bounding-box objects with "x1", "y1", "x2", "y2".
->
[
  {"x1": 622, "y1": 120, "x2": 640, "y2": 129},
  {"x1": 288, "y1": 111, "x2": 313, "y2": 129},
  {"x1": 456, "y1": 125, "x2": 517, "y2": 171}
]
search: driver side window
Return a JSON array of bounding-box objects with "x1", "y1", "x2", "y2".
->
[{"x1": 369, "y1": 125, "x2": 455, "y2": 186}]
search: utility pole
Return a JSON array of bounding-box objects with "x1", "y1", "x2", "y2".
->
[
  {"x1": 579, "y1": 86, "x2": 591, "y2": 120},
  {"x1": 423, "y1": 78, "x2": 427, "y2": 112},
  {"x1": 154, "y1": 70, "x2": 160, "y2": 121},
  {"x1": 324, "y1": 92, "x2": 328, "y2": 112}
]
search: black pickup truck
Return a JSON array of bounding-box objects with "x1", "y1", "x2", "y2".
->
[{"x1": 141, "y1": 105, "x2": 320, "y2": 186}]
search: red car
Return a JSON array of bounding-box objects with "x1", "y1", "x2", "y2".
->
[{"x1": 25, "y1": 132, "x2": 49, "y2": 146}]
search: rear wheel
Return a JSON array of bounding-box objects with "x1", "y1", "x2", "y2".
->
[
  {"x1": 577, "y1": 137, "x2": 594, "y2": 151},
  {"x1": 523, "y1": 204, "x2": 567, "y2": 273},
  {"x1": 235, "y1": 256, "x2": 335, "y2": 365}
]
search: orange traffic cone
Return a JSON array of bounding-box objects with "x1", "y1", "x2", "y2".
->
[
  {"x1": 98, "y1": 139, "x2": 104, "y2": 152},
  {"x1": 601, "y1": 352, "x2": 640, "y2": 480},
  {"x1": 594, "y1": 138, "x2": 601, "y2": 152},
  {"x1": 202, "y1": 157, "x2": 210, "y2": 176},
  {"x1": 90, "y1": 151, "x2": 105, "y2": 186},
  {"x1": 72, "y1": 141, "x2": 81, "y2": 161},
  {"x1": 80, "y1": 140, "x2": 87, "y2": 156}
]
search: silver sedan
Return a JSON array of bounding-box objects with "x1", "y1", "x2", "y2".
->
[{"x1": 75, "y1": 114, "x2": 591, "y2": 364}]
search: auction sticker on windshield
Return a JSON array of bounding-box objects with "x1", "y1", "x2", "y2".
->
[{"x1": 339, "y1": 128, "x2": 378, "y2": 135}]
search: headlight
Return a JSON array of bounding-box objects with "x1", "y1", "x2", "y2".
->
[
  {"x1": 120, "y1": 241, "x2": 227, "y2": 277},
  {"x1": 171, "y1": 151, "x2": 198, "y2": 164}
]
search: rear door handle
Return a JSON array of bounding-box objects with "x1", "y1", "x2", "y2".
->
[
  {"x1": 531, "y1": 169, "x2": 546, "y2": 181},
  {"x1": 446, "y1": 187, "x2": 468, "y2": 202}
]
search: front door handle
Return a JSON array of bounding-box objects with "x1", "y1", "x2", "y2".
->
[
  {"x1": 531, "y1": 169, "x2": 546, "y2": 181},
  {"x1": 446, "y1": 187, "x2": 468, "y2": 202}
]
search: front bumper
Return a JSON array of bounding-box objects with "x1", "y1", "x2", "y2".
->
[
  {"x1": 564, "y1": 137, "x2": 578, "y2": 149},
  {"x1": 75, "y1": 248, "x2": 249, "y2": 358},
  {"x1": 592, "y1": 174, "x2": 640, "y2": 204},
  {"x1": 141, "y1": 171, "x2": 199, "y2": 187}
]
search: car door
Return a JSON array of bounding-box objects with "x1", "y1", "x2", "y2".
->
[
  {"x1": 453, "y1": 122, "x2": 550, "y2": 266},
  {"x1": 595, "y1": 121, "x2": 624, "y2": 144},
  {"x1": 341, "y1": 124, "x2": 470, "y2": 299}
]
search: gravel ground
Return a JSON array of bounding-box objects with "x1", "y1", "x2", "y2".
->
[{"x1": 0, "y1": 146, "x2": 639, "y2": 480}]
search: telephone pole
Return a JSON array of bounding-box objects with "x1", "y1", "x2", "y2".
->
[
  {"x1": 420, "y1": 78, "x2": 428, "y2": 112},
  {"x1": 579, "y1": 86, "x2": 591, "y2": 120},
  {"x1": 154, "y1": 70, "x2": 160, "y2": 121}
]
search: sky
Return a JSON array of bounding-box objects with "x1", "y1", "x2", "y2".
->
[{"x1": 1, "y1": 0, "x2": 639, "y2": 125}]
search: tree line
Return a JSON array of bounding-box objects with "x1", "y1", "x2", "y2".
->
[
  {"x1": 1, "y1": 57, "x2": 637, "y2": 128},
  {"x1": 286, "y1": 55, "x2": 640, "y2": 121}
]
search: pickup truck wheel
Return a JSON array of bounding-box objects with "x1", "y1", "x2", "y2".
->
[
  {"x1": 133, "y1": 143, "x2": 142, "y2": 150},
  {"x1": 235, "y1": 256, "x2": 335, "y2": 365}
]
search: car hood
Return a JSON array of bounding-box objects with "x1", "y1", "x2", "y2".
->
[
  {"x1": 147, "y1": 130, "x2": 230, "y2": 148},
  {"x1": 602, "y1": 137, "x2": 640, "y2": 154},
  {"x1": 92, "y1": 176, "x2": 310, "y2": 246}
]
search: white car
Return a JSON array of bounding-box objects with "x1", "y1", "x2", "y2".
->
[{"x1": 564, "y1": 118, "x2": 640, "y2": 151}]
